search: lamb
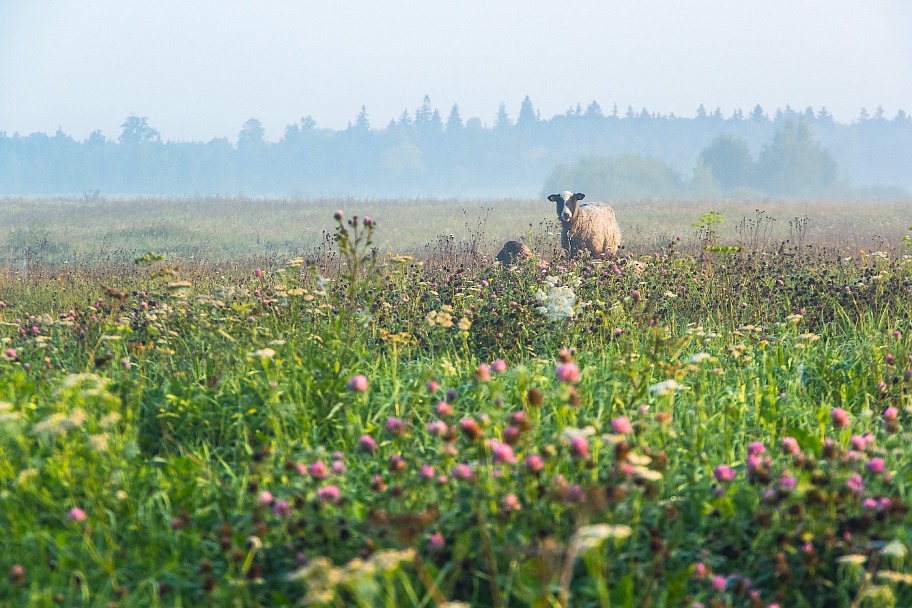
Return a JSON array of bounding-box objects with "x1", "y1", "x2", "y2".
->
[
  {"x1": 548, "y1": 191, "x2": 621, "y2": 259},
  {"x1": 495, "y1": 240, "x2": 533, "y2": 265}
]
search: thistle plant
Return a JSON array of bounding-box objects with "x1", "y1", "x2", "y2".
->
[{"x1": 332, "y1": 210, "x2": 379, "y2": 319}]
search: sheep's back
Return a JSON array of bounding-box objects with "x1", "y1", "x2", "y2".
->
[
  {"x1": 579, "y1": 202, "x2": 617, "y2": 218},
  {"x1": 574, "y1": 202, "x2": 621, "y2": 256}
]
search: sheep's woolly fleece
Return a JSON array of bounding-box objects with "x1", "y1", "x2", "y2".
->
[{"x1": 551, "y1": 191, "x2": 621, "y2": 259}]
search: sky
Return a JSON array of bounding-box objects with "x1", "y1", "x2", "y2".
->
[{"x1": 1, "y1": 0, "x2": 911, "y2": 143}]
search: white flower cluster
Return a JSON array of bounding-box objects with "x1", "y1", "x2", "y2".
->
[{"x1": 535, "y1": 276, "x2": 577, "y2": 321}]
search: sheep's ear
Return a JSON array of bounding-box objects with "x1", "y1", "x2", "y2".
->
[
  {"x1": 547, "y1": 194, "x2": 559, "y2": 202},
  {"x1": 574, "y1": 193, "x2": 585, "y2": 201}
]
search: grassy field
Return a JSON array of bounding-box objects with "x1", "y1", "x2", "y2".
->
[
  {"x1": 2, "y1": 195, "x2": 911, "y2": 267},
  {"x1": 1, "y1": 197, "x2": 912, "y2": 607}
]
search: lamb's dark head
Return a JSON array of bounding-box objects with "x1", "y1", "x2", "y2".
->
[{"x1": 548, "y1": 191, "x2": 585, "y2": 222}]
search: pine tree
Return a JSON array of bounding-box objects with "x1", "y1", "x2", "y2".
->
[
  {"x1": 494, "y1": 102, "x2": 511, "y2": 129},
  {"x1": 415, "y1": 95, "x2": 433, "y2": 126},
  {"x1": 354, "y1": 106, "x2": 370, "y2": 130},
  {"x1": 585, "y1": 101, "x2": 603, "y2": 118},
  {"x1": 446, "y1": 104, "x2": 464, "y2": 131},
  {"x1": 517, "y1": 96, "x2": 537, "y2": 128}
]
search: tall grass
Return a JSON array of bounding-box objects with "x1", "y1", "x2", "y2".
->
[{"x1": 0, "y1": 201, "x2": 911, "y2": 607}]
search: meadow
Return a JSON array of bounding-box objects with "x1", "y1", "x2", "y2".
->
[{"x1": 1, "y1": 196, "x2": 912, "y2": 607}]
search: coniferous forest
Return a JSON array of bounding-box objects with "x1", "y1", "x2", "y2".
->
[{"x1": 1, "y1": 96, "x2": 910, "y2": 199}]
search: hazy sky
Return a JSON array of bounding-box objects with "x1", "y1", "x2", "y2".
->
[{"x1": 2, "y1": 0, "x2": 910, "y2": 143}]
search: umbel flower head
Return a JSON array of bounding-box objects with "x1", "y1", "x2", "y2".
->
[{"x1": 535, "y1": 276, "x2": 577, "y2": 321}]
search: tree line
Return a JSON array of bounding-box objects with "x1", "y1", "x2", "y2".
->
[{"x1": 1, "y1": 96, "x2": 910, "y2": 198}]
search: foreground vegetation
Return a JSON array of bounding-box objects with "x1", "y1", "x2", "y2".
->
[{"x1": 1, "y1": 203, "x2": 912, "y2": 607}]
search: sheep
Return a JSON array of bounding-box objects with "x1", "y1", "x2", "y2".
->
[
  {"x1": 495, "y1": 240, "x2": 533, "y2": 265},
  {"x1": 548, "y1": 191, "x2": 621, "y2": 259}
]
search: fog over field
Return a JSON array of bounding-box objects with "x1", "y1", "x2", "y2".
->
[
  {"x1": 4, "y1": 5, "x2": 912, "y2": 607},
  {"x1": 1, "y1": 1, "x2": 910, "y2": 197}
]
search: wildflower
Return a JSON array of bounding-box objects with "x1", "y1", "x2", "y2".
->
[
  {"x1": 385, "y1": 416, "x2": 407, "y2": 435},
  {"x1": 488, "y1": 440, "x2": 517, "y2": 465},
  {"x1": 693, "y1": 562, "x2": 707, "y2": 579},
  {"x1": 331, "y1": 460, "x2": 346, "y2": 475},
  {"x1": 491, "y1": 359, "x2": 507, "y2": 373},
  {"x1": 426, "y1": 380, "x2": 439, "y2": 392},
  {"x1": 822, "y1": 437, "x2": 838, "y2": 460},
  {"x1": 257, "y1": 491, "x2": 274, "y2": 506},
  {"x1": 781, "y1": 436, "x2": 800, "y2": 454},
  {"x1": 881, "y1": 540, "x2": 908, "y2": 559},
  {"x1": 249, "y1": 348, "x2": 276, "y2": 360},
  {"x1": 503, "y1": 494, "x2": 522, "y2": 512},
  {"x1": 309, "y1": 461, "x2": 328, "y2": 480},
  {"x1": 254, "y1": 268, "x2": 263, "y2": 276},
  {"x1": 556, "y1": 362, "x2": 580, "y2": 383},
  {"x1": 502, "y1": 425, "x2": 520, "y2": 445},
  {"x1": 535, "y1": 278, "x2": 577, "y2": 320},
  {"x1": 525, "y1": 454, "x2": 544, "y2": 473},
  {"x1": 566, "y1": 484, "x2": 586, "y2": 503},
  {"x1": 357, "y1": 434, "x2": 377, "y2": 454},
  {"x1": 846, "y1": 473, "x2": 864, "y2": 496},
  {"x1": 747, "y1": 442, "x2": 766, "y2": 456},
  {"x1": 714, "y1": 465, "x2": 736, "y2": 483},
  {"x1": 427, "y1": 531, "x2": 445, "y2": 552},
  {"x1": 883, "y1": 407, "x2": 898, "y2": 421},
  {"x1": 649, "y1": 379, "x2": 683, "y2": 396},
  {"x1": 831, "y1": 408, "x2": 850, "y2": 429},
  {"x1": 436, "y1": 401, "x2": 452, "y2": 417},
  {"x1": 317, "y1": 485, "x2": 340, "y2": 504},
  {"x1": 570, "y1": 436, "x2": 589, "y2": 459},
  {"x1": 347, "y1": 375, "x2": 369, "y2": 392},
  {"x1": 747, "y1": 454, "x2": 763, "y2": 471},
  {"x1": 4, "y1": 347, "x2": 16, "y2": 359},
  {"x1": 860, "y1": 435, "x2": 878, "y2": 454},
  {"x1": 388, "y1": 454, "x2": 407, "y2": 473},
  {"x1": 451, "y1": 463, "x2": 473, "y2": 481},
  {"x1": 711, "y1": 574, "x2": 727, "y2": 591},
  {"x1": 475, "y1": 363, "x2": 491, "y2": 382},
  {"x1": 333, "y1": 210, "x2": 343, "y2": 220},
  {"x1": 836, "y1": 554, "x2": 867, "y2": 566},
  {"x1": 866, "y1": 458, "x2": 885, "y2": 474},
  {"x1": 67, "y1": 507, "x2": 87, "y2": 522},
  {"x1": 688, "y1": 352, "x2": 711, "y2": 364},
  {"x1": 779, "y1": 475, "x2": 797, "y2": 492},
  {"x1": 8, "y1": 564, "x2": 25, "y2": 586},
  {"x1": 885, "y1": 353, "x2": 895, "y2": 365},
  {"x1": 460, "y1": 418, "x2": 482, "y2": 440},
  {"x1": 877, "y1": 570, "x2": 912, "y2": 585},
  {"x1": 272, "y1": 500, "x2": 291, "y2": 516},
  {"x1": 510, "y1": 410, "x2": 531, "y2": 430},
  {"x1": 611, "y1": 416, "x2": 633, "y2": 434},
  {"x1": 419, "y1": 464, "x2": 435, "y2": 479},
  {"x1": 426, "y1": 420, "x2": 448, "y2": 436}
]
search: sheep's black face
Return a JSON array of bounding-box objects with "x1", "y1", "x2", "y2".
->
[{"x1": 548, "y1": 191, "x2": 585, "y2": 222}]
